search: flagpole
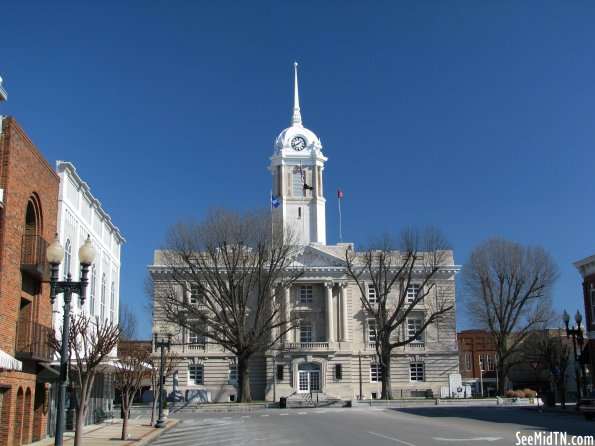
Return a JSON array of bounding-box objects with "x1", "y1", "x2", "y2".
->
[
  {"x1": 338, "y1": 189, "x2": 343, "y2": 243},
  {"x1": 337, "y1": 191, "x2": 343, "y2": 243}
]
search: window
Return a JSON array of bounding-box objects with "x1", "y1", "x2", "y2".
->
[
  {"x1": 367, "y1": 285, "x2": 378, "y2": 304},
  {"x1": 190, "y1": 285, "x2": 204, "y2": 305},
  {"x1": 110, "y1": 282, "x2": 115, "y2": 323},
  {"x1": 276, "y1": 364, "x2": 284, "y2": 381},
  {"x1": 465, "y1": 354, "x2": 471, "y2": 371},
  {"x1": 335, "y1": 364, "x2": 342, "y2": 380},
  {"x1": 406, "y1": 284, "x2": 421, "y2": 303},
  {"x1": 590, "y1": 286, "x2": 595, "y2": 322},
  {"x1": 300, "y1": 320, "x2": 313, "y2": 343},
  {"x1": 410, "y1": 363, "x2": 424, "y2": 381},
  {"x1": 367, "y1": 319, "x2": 377, "y2": 343},
  {"x1": 188, "y1": 323, "x2": 205, "y2": 344},
  {"x1": 407, "y1": 318, "x2": 423, "y2": 344},
  {"x1": 487, "y1": 355, "x2": 494, "y2": 371},
  {"x1": 370, "y1": 363, "x2": 382, "y2": 382},
  {"x1": 100, "y1": 273, "x2": 106, "y2": 321},
  {"x1": 229, "y1": 365, "x2": 238, "y2": 384},
  {"x1": 293, "y1": 169, "x2": 303, "y2": 196},
  {"x1": 63, "y1": 239, "x2": 72, "y2": 280},
  {"x1": 89, "y1": 264, "x2": 96, "y2": 316},
  {"x1": 300, "y1": 285, "x2": 313, "y2": 303},
  {"x1": 188, "y1": 365, "x2": 204, "y2": 385}
]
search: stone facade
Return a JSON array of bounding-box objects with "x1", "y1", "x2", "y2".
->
[{"x1": 0, "y1": 117, "x2": 59, "y2": 445}]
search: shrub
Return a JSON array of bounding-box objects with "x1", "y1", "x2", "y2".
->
[
  {"x1": 522, "y1": 388, "x2": 537, "y2": 398},
  {"x1": 506, "y1": 389, "x2": 536, "y2": 398}
]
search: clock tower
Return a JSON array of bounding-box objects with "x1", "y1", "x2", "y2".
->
[{"x1": 269, "y1": 63, "x2": 327, "y2": 245}]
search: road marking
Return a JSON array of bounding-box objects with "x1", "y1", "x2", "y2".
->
[
  {"x1": 367, "y1": 431, "x2": 417, "y2": 446},
  {"x1": 433, "y1": 437, "x2": 502, "y2": 442},
  {"x1": 298, "y1": 412, "x2": 307, "y2": 415},
  {"x1": 261, "y1": 414, "x2": 270, "y2": 417},
  {"x1": 279, "y1": 413, "x2": 289, "y2": 416}
]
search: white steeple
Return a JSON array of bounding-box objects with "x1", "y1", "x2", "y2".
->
[
  {"x1": 291, "y1": 62, "x2": 303, "y2": 127},
  {"x1": 269, "y1": 63, "x2": 328, "y2": 246}
]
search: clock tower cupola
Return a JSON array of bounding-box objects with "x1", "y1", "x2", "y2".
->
[{"x1": 269, "y1": 63, "x2": 327, "y2": 245}]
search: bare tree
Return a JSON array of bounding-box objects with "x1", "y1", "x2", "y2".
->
[
  {"x1": 345, "y1": 227, "x2": 455, "y2": 399},
  {"x1": 152, "y1": 208, "x2": 303, "y2": 402},
  {"x1": 48, "y1": 315, "x2": 121, "y2": 446},
  {"x1": 120, "y1": 303, "x2": 137, "y2": 340},
  {"x1": 523, "y1": 328, "x2": 571, "y2": 407},
  {"x1": 148, "y1": 352, "x2": 182, "y2": 426},
  {"x1": 114, "y1": 341, "x2": 151, "y2": 440},
  {"x1": 461, "y1": 238, "x2": 558, "y2": 396}
]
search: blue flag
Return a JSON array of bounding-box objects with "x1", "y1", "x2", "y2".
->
[{"x1": 271, "y1": 195, "x2": 281, "y2": 208}]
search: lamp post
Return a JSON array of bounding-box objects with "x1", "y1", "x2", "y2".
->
[
  {"x1": 47, "y1": 234, "x2": 96, "y2": 446},
  {"x1": 563, "y1": 310, "x2": 587, "y2": 402},
  {"x1": 153, "y1": 324, "x2": 174, "y2": 429},
  {"x1": 358, "y1": 351, "x2": 363, "y2": 400}
]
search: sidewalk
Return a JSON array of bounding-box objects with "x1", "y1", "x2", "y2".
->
[{"x1": 30, "y1": 417, "x2": 179, "y2": 446}]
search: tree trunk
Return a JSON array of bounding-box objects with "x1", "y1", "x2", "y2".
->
[
  {"x1": 238, "y1": 356, "x2": 252, "y2": 403},
  {"x1": 73, "y1": 405, "x2": 86, "y2": 446},
  {"x1": 73, "y1": 372, "x2": 95, "y2": 446},
  {"x1": 380, "y1": 348, "x2": 393, "y2": 400},
  {"x1": 120, "y1": 394, "x2": 130, "y2": 440},
  {"x1": 497, "y1": 367, "x2": 508, "y2": 397},
  {"x1": 150, "y1": 390, "x2": 157, "y2": 425}
]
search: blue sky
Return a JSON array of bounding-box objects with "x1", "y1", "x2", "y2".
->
[{"x1": 2, "y1": 1, "x2": 594, "y2": 338}]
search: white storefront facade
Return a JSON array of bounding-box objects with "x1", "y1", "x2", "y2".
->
[{"x1": 49, "y1": 161, "x2": 125, "y2": 429}]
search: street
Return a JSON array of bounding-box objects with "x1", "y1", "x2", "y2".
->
[{"x1": 147, "y1": 406, "x2": 594, "y2": 446}]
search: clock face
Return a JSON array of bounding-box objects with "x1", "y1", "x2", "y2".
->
[{"x1": 291, "y1": 136, "x2": 307, "y2": 151}]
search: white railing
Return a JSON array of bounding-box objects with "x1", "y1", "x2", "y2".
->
[
  {"x1": 409, "y1": 342, "x2": 425, "y2": 348},
  {"x1": 285, "y1": 342, "x2": 329, "y2": 350}
]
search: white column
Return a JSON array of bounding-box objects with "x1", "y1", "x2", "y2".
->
[
  {"x1": 340, "y1": 282, "x2": 349, "y2": 341},
  {"x1": 326, "y1": 282, "x2": 334, "y2": 342},
  {"x1": 284, "y1": 285, "x2": 292, "y2": 343}
]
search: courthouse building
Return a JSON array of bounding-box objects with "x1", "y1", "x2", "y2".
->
[{"x1": 149, "y1": 66, "x2": 460, "y2": 403}]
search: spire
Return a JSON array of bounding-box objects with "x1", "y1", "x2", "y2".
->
[{"x1": 291, "y1": 62, "x2": 303, "y2": 127}]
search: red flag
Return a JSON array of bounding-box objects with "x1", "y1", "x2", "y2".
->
[{"x1": 337, "y1": 189, "x2": 343, "y2": 199}]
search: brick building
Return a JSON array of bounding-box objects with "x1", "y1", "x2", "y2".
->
[
  {"x1": 574, "y1": 254, "x2": 595, "y2": 391},
  {"x1": 0, "y1": 111, "x2": 60, "y2": 444},
  {"x1": 457, "y1": 330, "x2": 498, "y2": 396}
]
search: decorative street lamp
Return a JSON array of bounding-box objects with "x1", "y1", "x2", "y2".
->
[
  {"x1": 562, "y1": 309, "x2": 587, "y2": 401},
  {"x1": 153, "y1": 324, "x2": 174, "y2": 428},
  {"x1": 47, "y1": 234, "x2": 96, "y2": 446}
]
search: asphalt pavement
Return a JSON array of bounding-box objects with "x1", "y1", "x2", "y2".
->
[{"x1": 146, "y1": 405, "x2": 594, "y2": 446}]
